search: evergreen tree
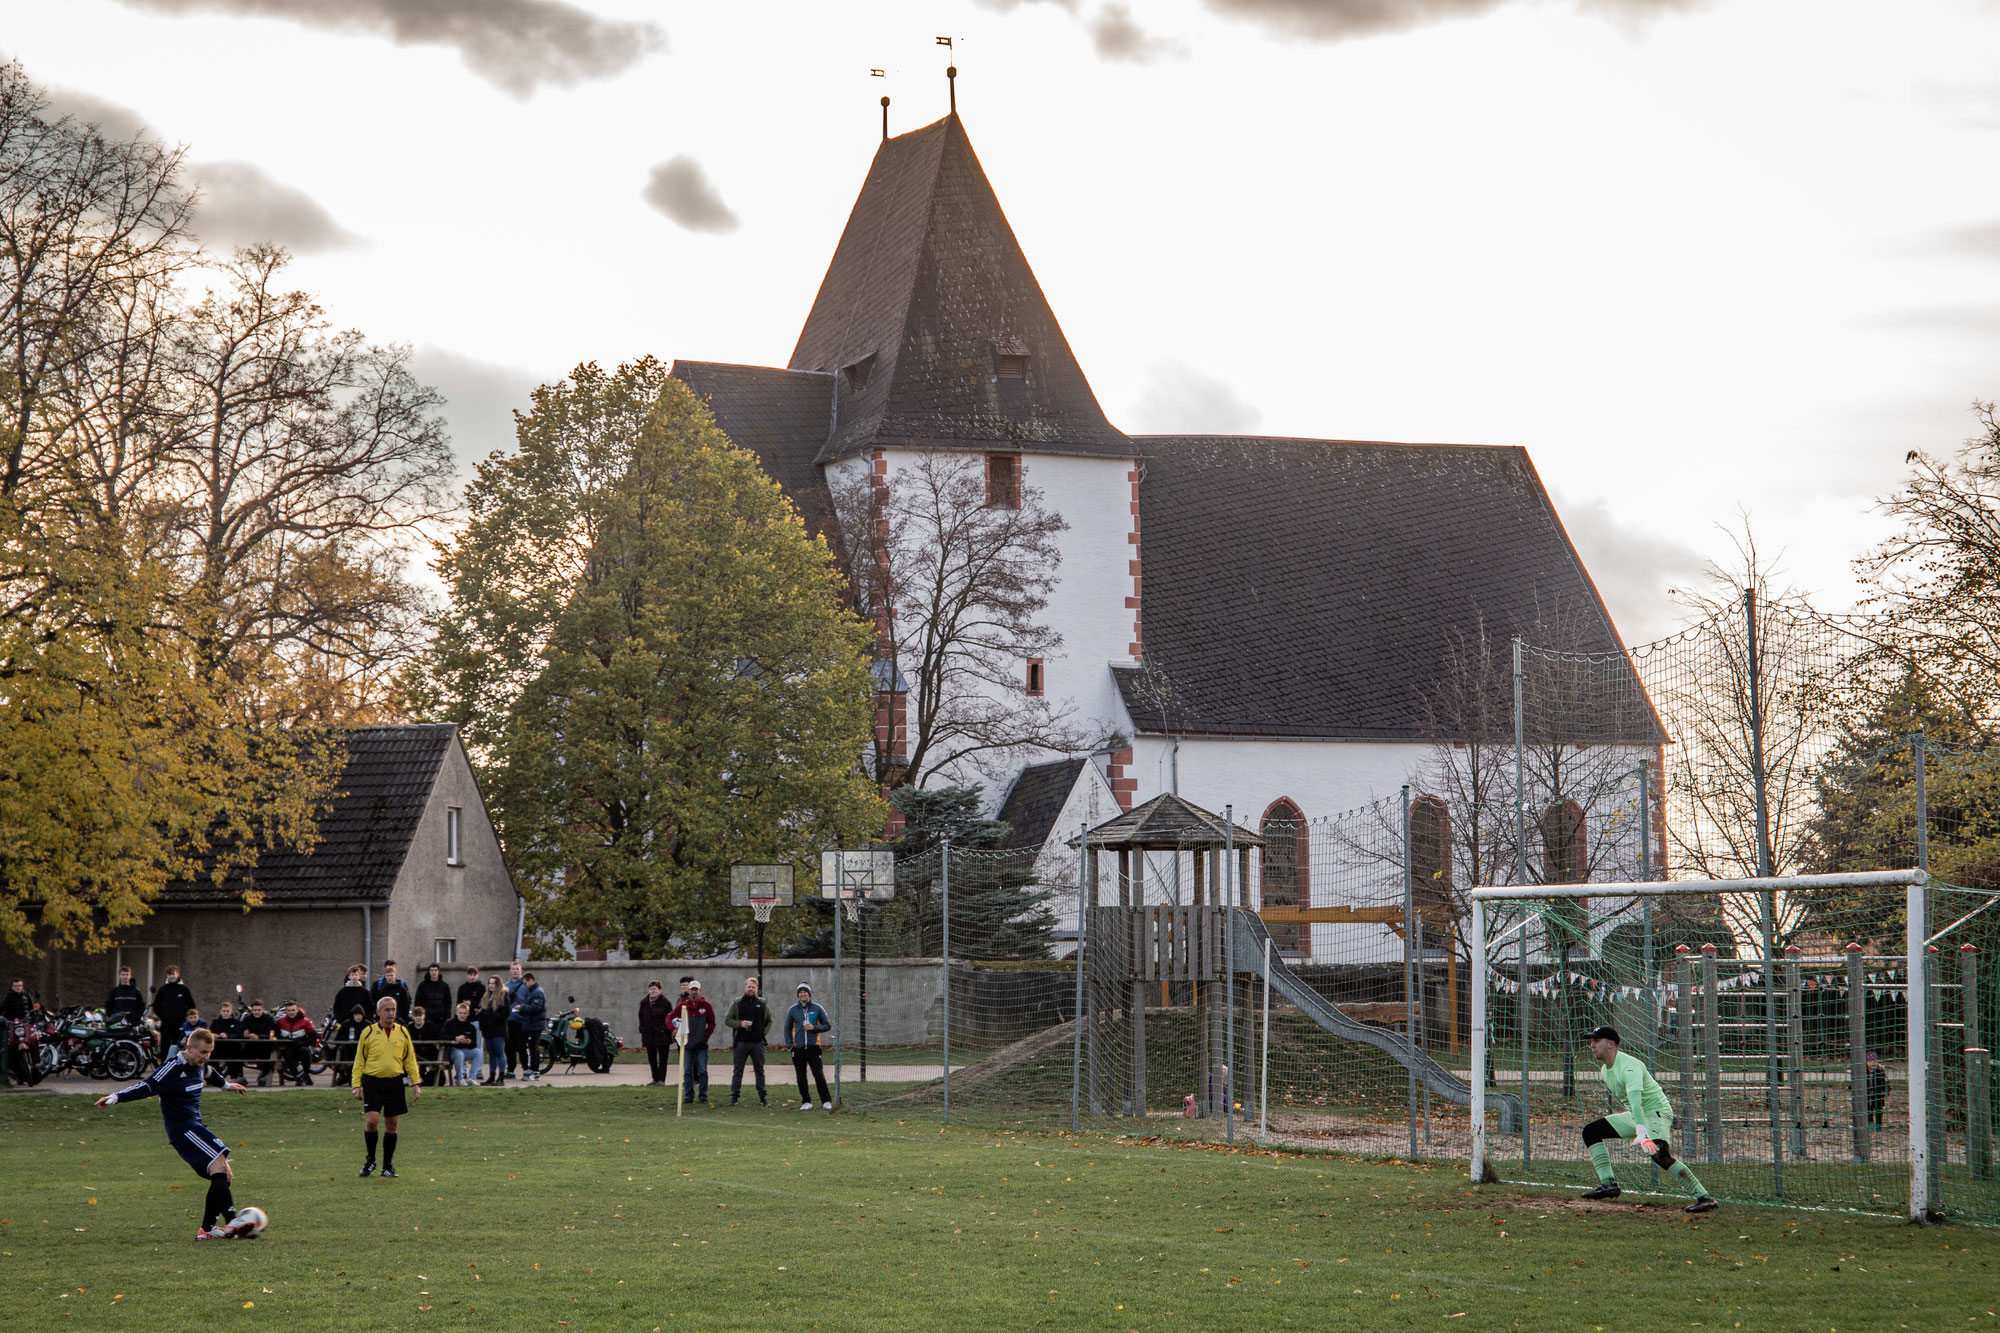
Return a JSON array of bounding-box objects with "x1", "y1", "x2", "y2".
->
[{"x1": 882, "y1": 786, "x2": 1056, "y2": 960}]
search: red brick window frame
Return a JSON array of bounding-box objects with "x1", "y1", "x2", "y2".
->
[
  {"x1": 1025, "y1": 657, "x2": 1044, "y2": 697},
  {"x1": 986, "y1": 453, "x2": 1021, "y2": 509}
]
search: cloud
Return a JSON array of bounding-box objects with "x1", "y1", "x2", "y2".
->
[
  {"x1": 642, "y1": 156, "x2": 740, "y2": 234},
  {"x1": 109, "y1": 0, "x2": 663, "y2": 97},
  {"x1": 1548, "y1": 490, "x2": 1709, "y2": 645},
  {"x1": 1127, "y1": 361, "x2": 1264, "y2": 434},
  {"x1": 1202, "y1": 0, "x2": 1701, "y2": 42},
  {"x1": 406, "y1": 346, "x2": 547, "y2": 472},
  {"x1": 190, "y1": 161, "x2": 361, "y2": 253},
  {"x1": 1089, "y1": 5, "x2": 1186, "y2": 62},
  {"x1": 40, "y1": 84, "x2": 155, "y2": 142},
  {"x1": 1935, "y1": 220, "x2": 2000, "y2": 260}
]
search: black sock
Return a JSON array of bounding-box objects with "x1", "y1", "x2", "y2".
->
[
  {"x1": 203, "y1": 1173, "x2": 234, "y2": 1231},
  {"x1": 383, "y1": 1132, "x2": 397, "y2": 1169},
  {"x1": 364, "y1": 1129, "x2": 378, "y2": 1162}
]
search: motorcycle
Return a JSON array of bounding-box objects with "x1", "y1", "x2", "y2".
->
[
  {"x1": 5, "y1": 1009, "x2": 47, "y2": 1086},
  {"x1": 540, "y1": 998, "x2": 621, "y2": 1073},
  {"x1": 43, "y1": 1007, "x2": 147, "y2": 1081}
]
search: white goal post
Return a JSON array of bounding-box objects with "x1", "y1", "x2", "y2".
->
[{"x1": 1469, "y1": 868, "x2": 1930, "y2": 1220}]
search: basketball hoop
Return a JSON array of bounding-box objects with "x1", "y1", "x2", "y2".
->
[
  {"x1": 842, "y1": 896, "x2": 861, "y2": 925},
  {"x1": 751, "y1": 896, "x2": 777, "y2": 925}
]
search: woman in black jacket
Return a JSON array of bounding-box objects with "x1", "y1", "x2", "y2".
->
[
  {"x1": 637, "y1": 979, "x2": 674, "y2": 1087},
  {"x1": 476, "y1": 978, "x2": 510, "y2": 1085},
  {"x1": 328, "y1": 965, "x2": 371, "y2": 1033},
  {"x1": 415, "y1": 964, "x2": 454, "y2": 1029}
]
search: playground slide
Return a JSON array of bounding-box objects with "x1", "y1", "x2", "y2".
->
[{"x1": 1231, "y1": 910, "x2": 1522, "y2": 1135}]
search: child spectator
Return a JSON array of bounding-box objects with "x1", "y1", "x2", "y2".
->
[{"x1": 443, "y1": 1001, "x2": 480, "y2": 1086}]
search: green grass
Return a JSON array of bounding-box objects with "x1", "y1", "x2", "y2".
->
[{"x1": 3, "y1": 1085, "x2": 1997, "y2": 1332}]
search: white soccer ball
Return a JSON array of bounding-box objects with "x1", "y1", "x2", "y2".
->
[{"x1": 232, "y1": 1206, "x2": 268, "y2": 1236}]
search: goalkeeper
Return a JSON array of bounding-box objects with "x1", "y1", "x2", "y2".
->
[{"x1": 1578, "y1": 1025, "x2": 1718, "y2": 1214}]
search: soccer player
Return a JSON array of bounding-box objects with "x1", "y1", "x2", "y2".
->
[
  {"x1": 1577, "y1": 1024, "x2": 1717, "y2": 1214},
  {"x1": 95, "y1": 1027, "x2": 256, "y2": 1239},
  {"x1": 352, "y1": 996, "x2": 421, "y2": 1179}
]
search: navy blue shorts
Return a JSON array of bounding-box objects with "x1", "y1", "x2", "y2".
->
[{"x1": 170, "y1": 1123, "x2": 229, "y2": 1177}]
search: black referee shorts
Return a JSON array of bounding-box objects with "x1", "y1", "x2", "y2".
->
[{"x1": 360, "y1": 1074, "x2": 409, "y2": 1116}]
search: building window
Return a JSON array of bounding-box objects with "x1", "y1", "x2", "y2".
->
[
  {"x1": 1259, "y1": 798, "x2": 1308, "y2": 958},
  {"x1": 434, "y1": 938, "x2": 457, "y2": 964},
  {"x1": 1025, "y1": 657, "x2": 1044, "y2": 696},
  {"x1": 996, "y1": 352, "x2": 1028, "y2": 380},
  {"x1": 446, "y1": 806, "x2": 463, "y2": 866},
  {"x1": 986, "y1": 453, "x2": 1021, "y2": 509},
  {"x1": 1409, "y1": 795, "x2": 1452, "y2": 913},
  {"x1": 843, "y1": 354, "x2": 876, "y2": 391}
]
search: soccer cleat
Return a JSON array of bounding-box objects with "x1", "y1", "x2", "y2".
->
[
  {"x1": 1684, "y1": 1196, "x2": 1718, "y2": 1214},
  {"x1": 358, "y1": 1161, "x2": 375, "y2": 1178},
  {"x1": 380, "y1": 1167, "x2": 399, "y2": 1179},
  {"x1": 1579, "y1": 1183, "x2": 1622, "y2": 1201},
  {"x1": 195, "y1": 1227, "x2": 225, "y2": 1240},
  {"x1": 221, "y1": 1214, "x2": 259, "y2": 1239}
]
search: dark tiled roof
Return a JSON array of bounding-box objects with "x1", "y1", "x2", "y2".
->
[
  {"x1": 671, "y1": 360, "x2": 835, "y2": 528},
  {"x1": 994, "y1": 758, "x2": 1087, "y2": 852},
  {"x1": 163, "y1": 725, "x2": 457, "y2": 904},
  {"x1": 1120, "y1": 436, "x2": 1659, "y2": 743},
  {"x1": 1079, "y1": 793, "x2": 1265, "y2": 851},
  {"x1": 789, "y1": 115, "x2": 1131, "y2": 465}
]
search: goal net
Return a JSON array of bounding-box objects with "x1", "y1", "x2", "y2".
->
[{"x1": 1469, "y1": 868, "x2": 1942, "y2": 1219}]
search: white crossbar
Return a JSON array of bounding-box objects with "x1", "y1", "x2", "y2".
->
[{"x1": 1470, "y1": 868, "x2": 1925, "y2": 901}]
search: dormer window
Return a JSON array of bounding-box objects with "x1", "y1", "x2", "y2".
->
[
  {"x1": 996, "y1": 353, "x2": 1028, "y2": 380},
  {"x1": 843, "y1": 353, "x2": 876, "y2": 391},
  {"x1": 1026, "y1": 657, "x2": 1044, "y2": 696},
  {"x1": 986, "y1": 453, "x2": 1021, "y2": 509}
]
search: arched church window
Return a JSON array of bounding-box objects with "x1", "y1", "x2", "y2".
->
[
  {"x1": 1409, "y1": 795, "x2": 1451, "y2": 916},
  {"x1": 1260, "y1": 798, "x2": 1307, "y2": 958}
]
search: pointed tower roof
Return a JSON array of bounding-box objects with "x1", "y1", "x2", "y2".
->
[{"x1": 789, "y1": 114, "x2": 1131, "y2": 464}]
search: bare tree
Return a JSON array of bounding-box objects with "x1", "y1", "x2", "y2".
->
[{"x1": 830, "y1": 449, "x2": 1096, "y2": 787}]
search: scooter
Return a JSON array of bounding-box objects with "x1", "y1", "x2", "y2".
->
[{"x1": 540, "y1": 999, "x2": 621, "y2": 1073}]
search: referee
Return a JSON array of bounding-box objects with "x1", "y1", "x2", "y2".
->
[{"x1": 352, "y1": 996, "x2": 421, "y2": 1179}]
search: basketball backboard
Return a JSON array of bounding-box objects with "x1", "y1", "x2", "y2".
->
[
  {"x1": 730, "y1": 864, "x2": 796, "y2": 907},
  {"x1": 818, "y1": 849, "x2": 896, "y2": 900}
]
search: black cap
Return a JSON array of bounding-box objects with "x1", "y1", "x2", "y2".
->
[{"x1": 1585, "y1": 1025, "x2": 1620, "y2": 1044}]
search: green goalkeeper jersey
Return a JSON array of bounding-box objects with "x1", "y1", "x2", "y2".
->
[{"x1": 1602, "y1": 1050, "x2": 1672, "y2": 1124}]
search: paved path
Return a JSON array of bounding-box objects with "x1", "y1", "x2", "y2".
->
[{"x1": 3, "y1": 1059, "x2": 961, "y2": 1095}]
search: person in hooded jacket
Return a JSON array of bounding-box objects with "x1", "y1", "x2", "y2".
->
[
  {"x1": 510, "y1": 972, "x2": 547, "y2": 1081},
  {"x1": 106, "y1": 967, "x2": 146, "y2": 1026},
  {"x1": 329, "y1": 965, "x2": 371, "y2": 1035},
  {"x1": 637, "y1": 980, "x2": 674, "y2": 1086},
  {"x1": 152, "y1": 967, "x2": 196, "y2": 1054},
  {"x1": 414, "y1": 964, "x2": 453, "y2": 1030}
]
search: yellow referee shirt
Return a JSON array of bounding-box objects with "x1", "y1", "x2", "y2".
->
[{"x1": 351, "y1": 1021, "x2": 420, "y2": 1086}]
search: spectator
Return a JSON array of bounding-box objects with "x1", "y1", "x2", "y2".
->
[
  {"x1": 409, "y1": 1006, "x2": 443, "y2": 1087},
  {"x1": 671, "y1": 980, "x2": 717, "y2": 1106},
  {"x1": 456, "y1": 966, "x2": 485, "y2": 1010},
  {"x1": 372, "y1": 962, "x2": 412, "y2": 1023},
  {"x1": 106, "y1": 967, "x2": 146, "y2": 1026},
  {"x1": 476, "y1": 978, "x2": 509, "y2": 1085},
  {"x1": 1867, "y1": 1051, "x2": 1889, "y2": 1131},
  {"x1": 153, "y1": 966, "x2": 195, "y2": 1051},
  {"x1": 179, "y1": 1008, "x2": 205, "y2": 1052},
  {"x1": 239, "y1": 999, "x2": 277, "y2": 1086},
  {"x1": 443, "y1": 1001, "x2": 480, "y2": 1086},
  {"x1": 330, "y1": 965, "x2": 371, "y2": 1034},
  {"x1": 636, "y1": 980, "x2": 673, "y2": 1086},
  {"x1": 275, "y1": 1000, "x2": 317, "y2": 1086},
  {"x1": 213, "y1": 1001, "x2": 244, "y2": 1080},
  {"x1": 504, "y1": 960, "x2": 527, "y2": 1078},
  {"x1": 725, "y1": 976, "x2": 771, "y2": 1107},
  {"x1": 511, "y1": 971, "x2": 547, "y2": 1083},
  {"x1": 415, "y1": 964, "x2": 453, "y2": 1028},
  {"x1": 330, "y1": 1004, "x2": 369, "y2": 1085},
  {"x1": 784, "y1": 984, "x2": 832, "y2": 1111},
  {"x1": 2, "y1": 978, "x2": 31, "y2": 1021}
]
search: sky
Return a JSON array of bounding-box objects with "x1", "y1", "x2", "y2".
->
[{"x1": 8, "y1": 0, "x2": 2000, "y2": 645}]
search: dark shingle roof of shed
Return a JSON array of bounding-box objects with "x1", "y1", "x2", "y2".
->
[
  {"x1": 163, "y1": 725, "x2": 456, "y2": 904},
  {"x1": 1118, "y1": 436, "x2": 1659, "y2": 743},
  {"x1": 1080, "y1": 793, "x2": 1265, "y2": 850},
  {"x1": 994, "y1": 758, "x2": 1086, "y2": 852},
  {"x1": 671, "y1": 361, "x2": 834, "y2": 522},
  {"x1": 788, "y1": 115, "x2": 1130, "y2": 464}
]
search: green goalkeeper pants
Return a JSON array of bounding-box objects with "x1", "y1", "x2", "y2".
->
[{"x1": 1586, "y1": 1112, "x2": 1710, "y2": 1200}]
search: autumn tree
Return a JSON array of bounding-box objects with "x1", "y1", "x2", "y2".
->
[{"x1": 490, "y1": 381, "x2": 883, "y2": 957}]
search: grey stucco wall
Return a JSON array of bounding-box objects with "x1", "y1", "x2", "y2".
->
[{"x1": 385, "y1": 737, "x2": 519, "y2": 971}]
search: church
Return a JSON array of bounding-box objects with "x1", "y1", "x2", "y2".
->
[{"x1": 669, "y1": 100, "x2": 1637, "y2": 958}]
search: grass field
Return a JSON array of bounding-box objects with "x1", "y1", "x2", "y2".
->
[{"x1": 3, "y1": 1084, "x2": 1996, "y2": 1332}]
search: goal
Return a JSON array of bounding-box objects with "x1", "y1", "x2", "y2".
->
[{"x1": 1469, "y1": 869, "x2": 1943, "y2": 1219}]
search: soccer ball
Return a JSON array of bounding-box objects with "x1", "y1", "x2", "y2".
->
[{"x1": 230, "y1": 1206, "x2": 268, "y2": 1237}]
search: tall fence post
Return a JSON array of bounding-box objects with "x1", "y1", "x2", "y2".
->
[
  {"x1": 1224, "y1": 806, "x2": 1236, "y2": 1145},
  {"x1": 1259, "y1": 933, "x2": 1271, "y2": 1139},
  {"x1": 1471, "y1": 895, "x2": 1488, "y2": 1184},
  {"x1": 1702, "y1": 942, "x2": 1722, "y2": 1163},
  {"x1": 1786, "y1": 945, "x2": 1805, "y2": 1159},
  {"x1": 1403, "y1": 785, "x2": 1416, "y2": 1158},
  {"x1": 1070, "y1": 823, "x2": 1087, "y2": 1136},
  {"x1": 1512, "y1": 639, "x2": 1531, "y2": 1174},
  {"x1": 833, "y1": 860, "x2": 844, "y2": 1107},
  {"x1": 1744, "y1": 589, "x2": 1785, "y2": 1195},
  {"x1": 941, "y1": 838, "x2": 950, "y2": 1126},
  {"x1": 1847, "y1": 942, "x2": 1869, "y2": 1162},
  {"x1": 1911, "y1": 733, "x2": 1931, "y2": 1221},
  {"x1": 1677, "y1": 945, "x2": 1696, "y2": 1150},
  {"x1": 1964, "y1": 945, "x2": 1990, "y2": 1181}
]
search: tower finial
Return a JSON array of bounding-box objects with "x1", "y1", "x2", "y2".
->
[
  {"x1": 947, "y1": 65, "x2": 956, "y2": 115},
  {"x1": 881, "y1": 95, "x2": 890, "y2": 141}
]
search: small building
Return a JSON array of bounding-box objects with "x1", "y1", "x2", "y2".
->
[{"x1": 0, "y1": 724, "x2": 521, "y2": 1017}]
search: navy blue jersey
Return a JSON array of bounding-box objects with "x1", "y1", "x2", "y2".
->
[{"x1": 110, "y1": 1053, "x2": 227, "y2": 1129}]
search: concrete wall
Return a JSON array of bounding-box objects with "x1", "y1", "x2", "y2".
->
[
  {"x1": 480, "y1": 958, "x2": 1073, "y2": 1049},
  {"x1": 384, "y1": 736, "x2": 520, "y2": 971}
]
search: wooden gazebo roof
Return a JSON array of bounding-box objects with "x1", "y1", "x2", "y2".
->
[{"x1": 1073, "y1": 793, "x2": 1265, "y2": 852}]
